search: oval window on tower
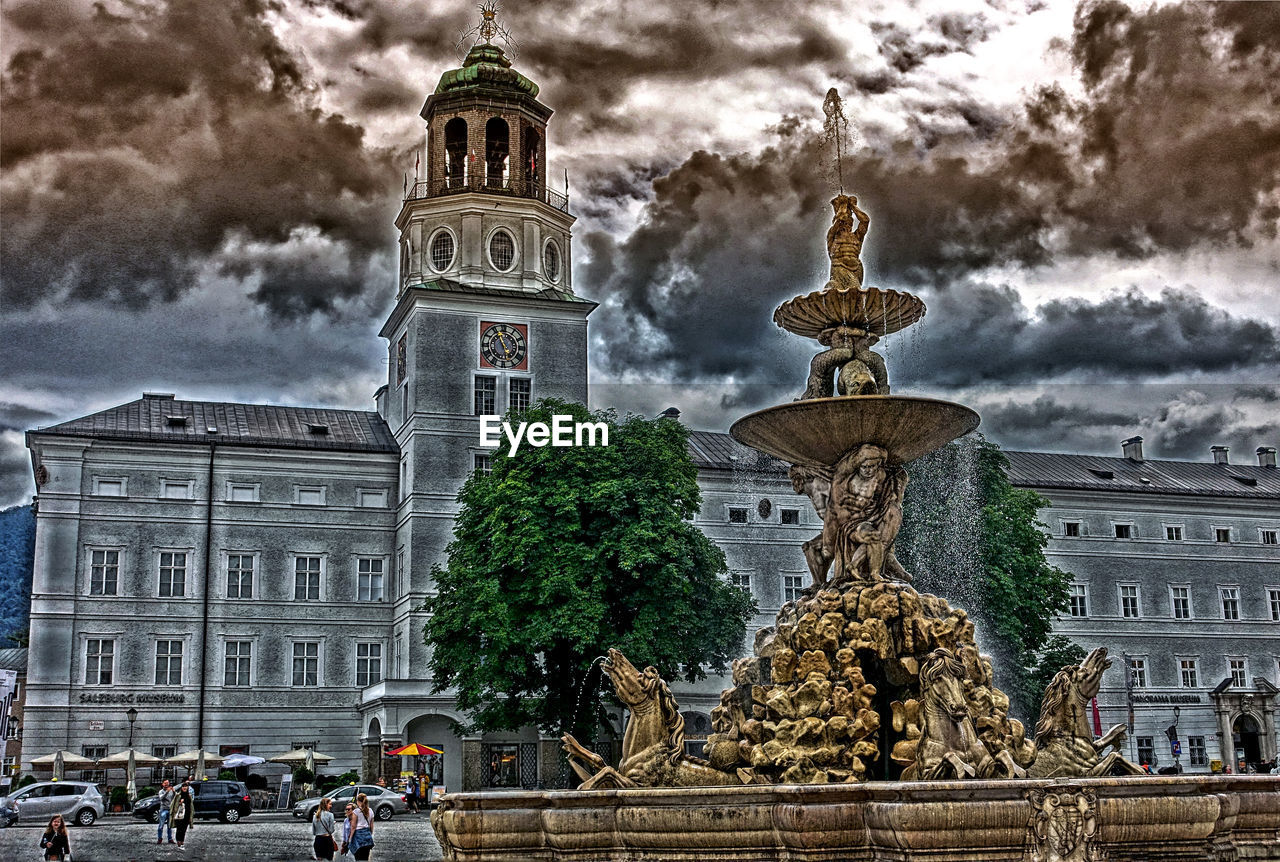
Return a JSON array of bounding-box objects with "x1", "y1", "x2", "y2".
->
[
  {"x1": 489, "y1": 229, "x2": 516, "y2": 272},
  {"x1": 429, "y1": 229, "x2": 456, "y2": 272},
  {"x1": 543, "y1": 239, "x2": 561, "y2": 283}
]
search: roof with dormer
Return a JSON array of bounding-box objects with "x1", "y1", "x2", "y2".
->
[{"x1": 28, "y1": 396, "x2": 397, "y2": 454}]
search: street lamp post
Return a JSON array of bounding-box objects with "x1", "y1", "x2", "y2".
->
[{"x1": 126, "y1": 707, "x2": 138, "y2": 748}]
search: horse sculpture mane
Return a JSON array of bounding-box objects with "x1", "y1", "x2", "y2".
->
[
  {"x1": 1034, "y1": 667, "x2": 1076, "y2": 742},
  {"x1": 639, "y1": 666, "x2": 687, "y2": 765},
  {"x1": 920, "y1": 648, "x2": 965, "y2": 686}
]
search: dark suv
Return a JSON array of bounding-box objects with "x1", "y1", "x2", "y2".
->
[{"x1": 133, "y1": 781, "x2": 252, "y2": 824}]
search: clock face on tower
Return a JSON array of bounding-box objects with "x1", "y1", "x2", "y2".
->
[{"x1": 479, "y1": 322, "x2": 528, "y2": 370}]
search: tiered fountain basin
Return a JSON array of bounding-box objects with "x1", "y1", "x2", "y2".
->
[
  {"x1": 432, "y1": 774, "x2": 1280, "y2": 861},
  {"x1": 729, "y1": 395, "x2": 980, "y2": 466},
  {"x1": 773, "y1": 285, "x2": 926, "y2": 339}
]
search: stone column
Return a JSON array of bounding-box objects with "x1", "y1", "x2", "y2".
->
[
  {"x1": 462, "y1": 739, "x2": 484, "y2": 792},
  {"x1": 360, "y1": 744, "x2": 380, "y2": 783},
  {"x1": 538, "y1": 737, "x2": 563, "y2": 789}
]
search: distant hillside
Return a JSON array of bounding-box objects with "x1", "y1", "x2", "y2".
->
[{"x1": 0, "y1": 504, "x2": 35, "y2": 646}]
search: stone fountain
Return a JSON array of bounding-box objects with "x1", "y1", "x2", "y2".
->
[{"x1": 431, "y1": 94, "x2": 1280, "y2": 861}]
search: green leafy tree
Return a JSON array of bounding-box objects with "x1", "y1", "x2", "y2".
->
[
  {"x1": 423, "y1": 399, "x2": 755, "y2": 741},
  {"x1": 896, "y1": 435, "x2": 1073, "y2": 720}
]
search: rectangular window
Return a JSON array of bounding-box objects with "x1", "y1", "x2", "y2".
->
[
  {"x1": 162, "y1": 481, "x2": 192, "y2": 499},
  {"x1": 1187, "y1": 736, "x2": 1206, "y2": 767},
  {"x1": 292, "y1": 642, "x2": 319, "y2": 687},
  {"x1": 358, "y1": 558, "x2": 385, "y2": 602},
  {"x1": 227, "y1": 554, "x2": 254, "y2": 599},
  {"x1": 1263, "y1": 529, "x2": 1279, "y2": 545},
  {"x1": 356, "y1": 643, "x2": 382, "y2": 687},
  {"x1": 93, "y1": 477, "x2": 126, "y2": 497},
  {"x1": 228, "y1": 483, "x2": 258, "y2": 503},
  {"x1": 1215, "y1": 528, "x2": 1232, "y2": 543},
  {"x1": 295, "y1": 486, "x2": 325, "y2": 506},
  {"x1": 294, "y1": 557, "x2": 321, "y2": 601},
  {"x1": 1136, "y1": 736, "x2": 1154, "y2": 767},
  {"x1": 154, "y1": 640, "x2": 183, "y2": 685},
  {"x1": 1269, "y1": 589, "x2": 1280, "y2": 622},
  {"x1": 82, "y1": 746, "x2": 107, "y2": 783},
  {"x1": 153, "y1": 745, "x2": 178, "y2": 782},
  {"x1": 474, "y1": 376, "x2": 496, "y2": 415},
  {"x1": 780, "y1": 509, "x2": 800, "y2": 525},
  {"x1": 782, "y1": 573, "x2": 804, "y2": 604},
  {"x1": 1120, "y1": 585, "x2": 1140, "y2": 618},
  {"x1": 509, "y1": 378, "x2": 531, "y2": 412},
  {"x1": 396, "y1": 549, "x2": 405, "y2": 599},
  {"x1": 1170, "y1": 586, "x2": 1191, "y2": 620},
  {"x1": 1128, "y1": 658, "x2": 1147, "y2": 688},
  {"x1": 729, "y1": 571, "x2": 751, "y2": 591},
  {"x1": 1180, "y1": 658, "x2": 1198, "y2": 688},
  {"x1": 224, "y1": 641, "x2": 252, "y2": 687},
  {"x1": 158, "y1": 552, "x2": 187, "y2": 597},
  {"x1": 1165, "y1": 525, "x2": 1183, "y2": 541},
  {"x1": 2, "y1": 757, "x2": 15, "y2": 776},
  {"x1": 356, "y1": 489, "x2": 387, "y2": 508},
  {"x1": 474, "y1": 454, "x2": 492, "y2": 476},
  {"x1": 1063, "y1": 521, "x2": 1081, "y2": 537},
  {"x1": 85, "y1": 639, "x2": 114, "y2": 685},
  {"x1": 1229, "y1": 658, "x2": 1247, "y2": 687},
  {"x1": 1069, "y1": 584, "x2": 1089, "y2": 617},
  {"x1": 1114, "y1": 523, "x2": 1133, "y2": 539},
  {"x1": 1220, "y1": 587, "x2": 1240, "y2": 620},
  {"x1": 89, "y1": 549, "x2": 119, "y2": 596},
  {"x1": 728, "y1": 507, "x2": 748, "y2": 524}
]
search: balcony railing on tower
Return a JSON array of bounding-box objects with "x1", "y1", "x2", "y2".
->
[{"x1": 406, "y1": 175, "x2": 569, "y2": 213}]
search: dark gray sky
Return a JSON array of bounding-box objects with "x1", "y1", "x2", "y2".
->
[{"x1": 2, "y1": 0, "x2": 1278, "y2": 506}]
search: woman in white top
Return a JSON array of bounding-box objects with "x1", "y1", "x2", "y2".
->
[
  {"x1": 346, "y1": 793, "x2": 376, "y2": 860},
  {"x1": 310, "y1": 797, "x2": 338, "y2": 860}
]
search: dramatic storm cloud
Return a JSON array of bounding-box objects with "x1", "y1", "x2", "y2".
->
[{"x1": 1, "y1": 0, "x2": 1277, "y2": 506}]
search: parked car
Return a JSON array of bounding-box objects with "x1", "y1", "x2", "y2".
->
[
  {"x1": 0, "y1": 797, "x2": 17, "y2": 828},
  {"x1": 293, "y1": 784, "x2": 407, "y2": 822},
  {"x1": 0, "y1": 781, "x2": 104, "y2": 826},
  {"x1": 131, "y1": 780, "x2": 252, "y2": 823}
]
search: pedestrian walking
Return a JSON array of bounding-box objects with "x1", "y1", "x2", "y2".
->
[
  {"x1": 311, "y1": 797, "x2": 339, "y2": 860},
  {"x1": 156, "y1": 779, "x2": 176, "y2": 845},
  {"x1": 346, "y1": 792, "x2": 376, "y2": 860},
  {"x1": 174, "y1": 779, "x2": 195, "y2": 849},
  {"x1": 39, "y1": 814, "x2": 72, "y2": 861},
  {"x1": 404, "y1": 777, "x2": 419, "y2": 814}
]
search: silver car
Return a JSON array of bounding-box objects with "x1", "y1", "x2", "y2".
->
[
  {"x1": 0, "y1": 781, "x2": 104, "y2": 827},
  {"x1": 292, "y1": 783, "x2": 408, "y2": 822}
]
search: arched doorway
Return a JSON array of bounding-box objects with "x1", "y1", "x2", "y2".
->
[
  {"x1": 1233, "y1": 713, "x2": 1262, "y2": 772},
  {"x1": 401, "y1": 713, "x2": 463, "y2": 798}
]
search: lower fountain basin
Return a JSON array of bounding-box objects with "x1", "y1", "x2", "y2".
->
[
  {"x1": 729, "y1": 395, "x2": 980, "y2": 466},
  {"x1": 431, "y1": 775, "x2": 1280, "y2": 861}
]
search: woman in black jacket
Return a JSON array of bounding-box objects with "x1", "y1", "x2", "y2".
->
[
  {"x1": 40, "y1": 814, "x2": 71, "y2": 861},
  {"x1": 174, "y1": 779, "x2": 195, "y2": 849}
]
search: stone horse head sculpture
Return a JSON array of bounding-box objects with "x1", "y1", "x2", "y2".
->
[
  {"x1": 562, "y1": 648, "x2": 742, "y2": 787},
  {"x1": 1028, "y1": 647, "x2": 1144, "y2": 778}
]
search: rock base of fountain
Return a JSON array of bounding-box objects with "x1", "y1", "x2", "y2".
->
[{"x1": 431, "y1": 774, "x2": 1280, "y2": 861}]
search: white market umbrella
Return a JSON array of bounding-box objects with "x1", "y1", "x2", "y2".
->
[
  {"x1": 167, "y1": 749, "x2": 224, "y2": 780},
  {"x1": 268, "y1": 749, "x2": 334, "y2": 766},
  {"x1": 221, "y1": 753, "x2": 265, "y2": 769},
  {"x1": 305, "y1": 748, "x2": 315, "y2": 776},
  {"x1": 99, "y1": 749, "x2": 161, "y2": 803},
  {"x1": 31, "y1": 750, "x2": 94, "y2": 781}
]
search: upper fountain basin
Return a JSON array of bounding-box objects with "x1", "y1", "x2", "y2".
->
[
  {"x1": 729, "y1": 395, "x2": 979, "y2": 466},
  {"x1": 773, "y1": 285, "x2": 926, "y2": 340}
]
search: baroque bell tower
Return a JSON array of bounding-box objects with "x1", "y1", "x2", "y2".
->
[{"x1": 371, "y1": 4, "x2": 594, "y2": 718}]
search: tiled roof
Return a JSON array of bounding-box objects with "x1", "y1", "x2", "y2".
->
[
  {"x1": 687, "y1": 430, "x2": 787, "y2": 474},
  {"x1": 0, "y1": 648, "x2": 27, "y2": 672},
  {"x1": 1004, "y1": 450, "x2": 1280, "y2": 500},
  {"x1": 30, "y1": 396, "x2": 398, "y2": 454}
]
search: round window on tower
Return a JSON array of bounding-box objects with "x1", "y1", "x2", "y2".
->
[
  {"x1": 488, "y1": 230, "x2": 516, "y2": 273},
  {"x1": 429, "y1": 229, "x2": 456, "y2": 273},
  {"x1": 543, "y1": 239, "x2": 561, "y2": 283}
]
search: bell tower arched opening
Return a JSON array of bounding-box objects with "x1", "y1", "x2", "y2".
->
[
  {"x1": 485, "y1": 117, "x2": 510, "y2": 188},
  {"x1": 445, "y1": 118, "x2": 468, "y2": 188}
]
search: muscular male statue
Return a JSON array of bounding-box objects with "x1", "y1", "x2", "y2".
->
[
  {"x1": 826, "y1": 194, "x2": 870, "y2": 291},
  {"x1": 822, "y1": 444, "x2": 909, "y2": 582},
  {"x1": 802, "y1": 327, "x2": 890, "y2": 400}
]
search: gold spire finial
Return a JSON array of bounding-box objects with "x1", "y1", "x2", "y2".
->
[{"x1": 457, "y1": 2, "x2": 519, "y2": 57}]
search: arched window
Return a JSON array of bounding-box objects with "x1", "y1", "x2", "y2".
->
[
  {"x1": 523, "y1": 128, "x2": 541, "y2": 195},
  {"x1": 445, "y1": 118, "x2": 467, "y2": 187},
  {"x1": 485, "y1": 117, "x2": 510, "y2": 189}
]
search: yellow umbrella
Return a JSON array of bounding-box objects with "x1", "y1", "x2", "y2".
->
[{"x1": 385, "y1": 743, "x2": 444, "y2": 756}]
